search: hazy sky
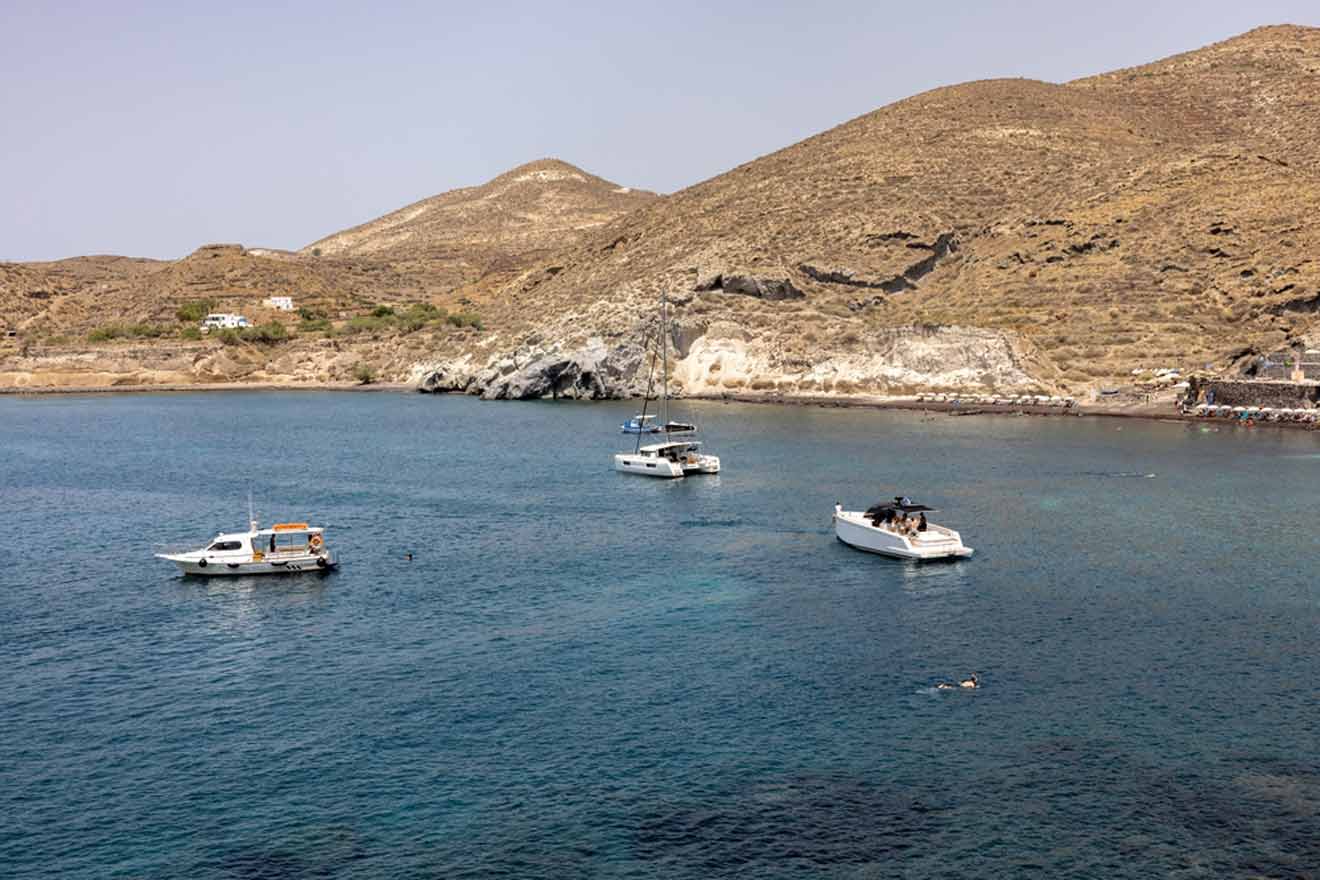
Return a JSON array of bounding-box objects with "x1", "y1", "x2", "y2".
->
[{"x1": 3, "y1": 1, "x2": 1316, "y2": 261}]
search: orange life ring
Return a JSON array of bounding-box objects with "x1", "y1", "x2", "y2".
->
[{"x1": 309, "y1": 534, "x2": 324, "y2": 551}]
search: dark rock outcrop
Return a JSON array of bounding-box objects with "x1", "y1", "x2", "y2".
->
[
  {"x1": 694, "y1": 274, "x2": 805, "y2": 300},
  {"x1": 417, "y1": 363, "x2": 474, "y2": 393},
  {"x1": 416, "y1": 338, "x2": 649, "y2": 400},
  {"x1": 800, "y1": 232, "x2": 959, "y2": 295}
]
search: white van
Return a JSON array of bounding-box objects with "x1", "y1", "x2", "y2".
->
[{"x1": 201, "y1": 313, "x2": 249, "y2": 331}]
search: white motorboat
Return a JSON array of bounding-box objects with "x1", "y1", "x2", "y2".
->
[
  {"x1": 833, "y1": 498, "x2": 973, "y2": 561},
  {"x1": 156, "y1": 519, "x2": 338, "y2": 576},
  {"x1": 615, "y1": 292, "x2": 721, "y2": 478},
  {"x1": 621, "y1": 414, "x2": 662, "y2": 434}
]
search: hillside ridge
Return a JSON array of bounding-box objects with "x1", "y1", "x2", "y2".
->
[{"x1": 6, "y1": 26, "x2": 1320, "y2": 399}]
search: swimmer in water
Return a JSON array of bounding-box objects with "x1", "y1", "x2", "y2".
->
[{"x1": 936, "y1": 674, "x2": 980, "y2": 690}]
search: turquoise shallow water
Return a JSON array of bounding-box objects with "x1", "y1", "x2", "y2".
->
[{"x1": 2, "y1": 392, "x2": 1318, "y2": 878}]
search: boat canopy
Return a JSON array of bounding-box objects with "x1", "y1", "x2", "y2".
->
[
  {"x1": 255, "y1": 524, "x2": 324, "y2": 536},
  {"x1": 865, "y1": 500, "x2": 936, "y2": 516}
]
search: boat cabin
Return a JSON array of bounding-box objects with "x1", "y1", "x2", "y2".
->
[
  {"x1": 638, "y1": 439, "x2": 704, "y2": 462},
  {"x1": 202, "y1": 522, "x2": 324, "y2": 561}
]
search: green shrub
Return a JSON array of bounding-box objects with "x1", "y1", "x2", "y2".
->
[
  {"x1": 218, "y1": 328, "x2": 242, "y2": 345},
  {"x1": 87, "y1": 323, "x2": 170, "y2": 342},
  {"x1": 180, "y1": 325, "x2": 202, "y2": 340},
  {"x1": 176, "y1": 299, "x2": 216, "y2": 323},
  {"x1": 241, "y1": 321, "x2": 288, "y2": 344},
  {"x1": 445, "y1": 312, "x2": 483, "y2": 330},
  {"x1": 371, "y1": 305, "x2": 396, "y2": 318},
  {"x1": 353, "y1": 362, "x2": 376, "y2": 384},
  {"x1": 300, "y1": 317, "x2": 332, "y2": 333},
  {"x1": 343, "y1": 315, "x2": 393, "y2": 334},
  {"x1": 298, "y1": 306, "x2": 327, "y2": 321},
  {"x1": 405, "y1": 302, "x2": 444, "y2": 320}
]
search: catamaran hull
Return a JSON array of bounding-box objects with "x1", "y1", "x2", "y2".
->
[
  {"x1": 682, "y1": 455, "x2": 720, "y2": 474},
  {"x1": 158, "y1": 553, "x2": 338, "y2": 576},
  {"x1": 614, "y1": 454, "x2": 685, "y2": 478},
  {"x1": 833, "y1": 512, "x2": 972, "y2": 561}
]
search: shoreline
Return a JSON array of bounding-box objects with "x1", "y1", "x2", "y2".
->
[
  {"x1": 3, "y1": 380, "x2": 1311, "y2": 432},
  {"x1": 701, "y1": 391, "x2": 1179, "y2": 421},
  {"x1": 700, "y1": 391, "x2": 1320, "y2": 430},
  {"x1": 0, "y1": 381, "x2": 413, "y2": 396},
  {"x1": 695, "y1": 391, "x2": 1210, "y2": 427}
]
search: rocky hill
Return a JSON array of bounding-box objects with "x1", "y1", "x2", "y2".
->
[
  {"x1": 0, "y1": 161, "x2": 655, "y2": 387},
  {"x1": 417, "y1": 25, "x2": 1320, "y2": 400},
  {"x1": 6, "y1": 26, "x2": 1320, "y2": 397},
  {"x1": 301, "y1": 159, "x2": 657, "y2": 289}
]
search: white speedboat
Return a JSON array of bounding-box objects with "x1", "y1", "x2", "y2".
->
[
  {"x1": 156, "y1": 519, "x2": 338, "y2": 576},
  {"x1": 615, "y1": 292, "x2": 722, "y2": 479},
  {"x1": 833, "y1": 499, "x2": 973, "y2": 561},
  {"x1": 614, "y1": 439, "x2": 720, "y2": 478}
]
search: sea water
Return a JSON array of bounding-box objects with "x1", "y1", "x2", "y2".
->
[{"x1": 1, "y1": 392, "x2": 1317, "y2": 878}]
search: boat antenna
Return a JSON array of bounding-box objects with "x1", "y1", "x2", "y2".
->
[{"x1": 248, "y1": 490, "x2": 257, "y2": 532}]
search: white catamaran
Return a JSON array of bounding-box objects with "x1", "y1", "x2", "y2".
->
[{"x1": 614, "y1": 293, "x2": 720, "y2": 479}]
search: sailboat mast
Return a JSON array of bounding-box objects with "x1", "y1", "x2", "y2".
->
[{"x1": 661, "y1": 292, "x2": 669, "y2": 429}]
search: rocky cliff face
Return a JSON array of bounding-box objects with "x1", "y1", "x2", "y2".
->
[
  {"x1": 411, "y1": 337, "x2": 648, "y2": 400},
  {"x1": 411, "y1": 322, "x2": 1039, "y2": 401}
]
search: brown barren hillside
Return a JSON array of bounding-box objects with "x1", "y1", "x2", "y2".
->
[
  {"x1": 7, "y1": 27, "x2": 1320, "y2": 397},
  {"x1": 1, "y1": 160, "x2": 654, "y2": 379},
  {"x1": 420, "y1": 25, "x2": 1320, "y2": 399},
  {"x1": 301, "y1": 159, "x2": 657, "y2": 281}
]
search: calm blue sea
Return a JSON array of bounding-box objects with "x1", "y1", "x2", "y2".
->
[{"x1": 2, "y1": 392, "x2": 1318, "y2": 878}]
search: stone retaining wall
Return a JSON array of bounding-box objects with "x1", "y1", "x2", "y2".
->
[{"x1": 1184, "y1": 377, "x2": 1320, "y2": 408}]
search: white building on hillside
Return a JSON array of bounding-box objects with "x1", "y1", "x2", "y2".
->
[
  {"x1": 263, "y1": 295, "x2": 294, "y2": 311},
  {"x1": 201, "y1": 313, "x2": 249, "y2": 330}
]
